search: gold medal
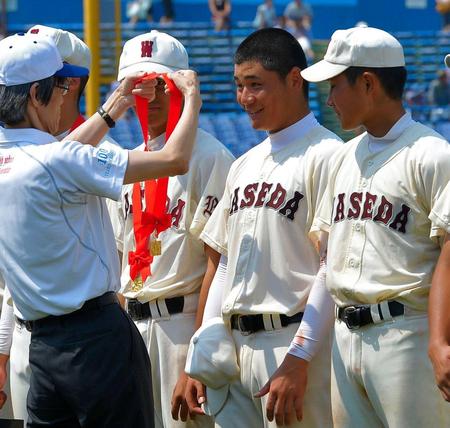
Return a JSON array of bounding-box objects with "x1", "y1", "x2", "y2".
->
[
  {"x1": 150, "y1": 238, "x2": 161, "y2": 256},
  {"x1": 132, "y1": 276, "x2": 144, "y2": 292}
]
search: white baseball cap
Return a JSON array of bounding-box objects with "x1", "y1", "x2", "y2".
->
[
  {"x1": 117, "y1": 30, "x2": 189, "y2": 81},
  {"x1": 185, "y1": 317, "x2": 239, "y2": 416},
  {"x1": 0, "y1": 33, "x2": 89, "y2": 86},
  {"x1": 445, "y1": 54, "x2": 450, "y2": 68},
  {"x1": 27, "y1": 25, "x2": 91, "y2": 72},
  {"x1": 301, "y1": 27, "x2": 405, "y2": 83}
]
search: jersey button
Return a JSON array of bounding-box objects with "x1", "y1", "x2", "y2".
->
[
  {"x1": 349, "y1": 259, "x2": 355, "y2": 267},
  {"x1": 361, "y1": 180, "x2": 367, "y2": 187},
  {"x1": 355, "y1": 224, "x2": 361, "y2": 231},
  {"x1": 368, "y1": 160, "x2": 373, "y2": 166}
]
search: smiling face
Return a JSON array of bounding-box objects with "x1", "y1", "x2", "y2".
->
[{"x1": 234, "y1": 60, "x2": 298, "y2": 133}]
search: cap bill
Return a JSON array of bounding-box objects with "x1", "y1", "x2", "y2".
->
[
  {"x1": 55, "y1": 63, "x2": 89, "y2": 78},
  {"x1": 117, "y1": 61, "x2": 178, "y2": 81},
  {"x1": 445, "y1": 54, "x2": 450, "y2": 68},
  {"x1": 301, "y1": 60, "x2": 349, "y2": 82}
]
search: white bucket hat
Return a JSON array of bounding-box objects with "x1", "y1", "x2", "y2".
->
[
  {"x1": 301, "y1": 26, "x2": 405, "y2": 83},
  {"x1": 185, "y1": 317, "x2": 240, "y2": 416},
  {"x1": 117, "y1": 30, "x2": 189, "y2": 81}
]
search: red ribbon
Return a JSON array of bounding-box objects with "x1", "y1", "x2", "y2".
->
[
  {"x1": 69, "y1": 114, "x2": 86, "y2": 132},
  {"x1": 128, "y1": 73, "x2": 182, "y2": 283}
]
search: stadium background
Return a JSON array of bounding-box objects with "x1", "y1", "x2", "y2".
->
[{"x1": 1, "y1": 0, "x2": 449, "y2": 156}]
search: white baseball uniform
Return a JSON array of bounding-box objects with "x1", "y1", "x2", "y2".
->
[
  {"x1": 313, "y1": 113, "x2": 450, "y2": 427},
  {"x1": 200, "y1": 113, "x2": 342, "y2": 428},
  {"x1": 107, "y1": 128, "x2": 234, "y2": 428}
]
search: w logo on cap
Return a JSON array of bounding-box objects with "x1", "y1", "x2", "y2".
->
[{"x1": 141, "y1": 40, "x2": 153, "y2": 58}]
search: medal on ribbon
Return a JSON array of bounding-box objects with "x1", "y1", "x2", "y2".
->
[{"x1": 128, "y1": 73, "x2": 182, "y2": 290}]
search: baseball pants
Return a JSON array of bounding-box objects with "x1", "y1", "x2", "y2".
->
[
  {"x1": 27, "y1": 294, "x2": 154, "y2": 428},
  {"x1": 134, "y1": 293, "x2": 213, "y2": 428},
  {"x1": 10, "y1": 321, "x2": 31, "y2": 424},
  {"x1": 214, "y1": 322, "x2": 333, "y2": 428},
  {"x1": 332, "y1": 313, "x2": 450, "y2": 428}
]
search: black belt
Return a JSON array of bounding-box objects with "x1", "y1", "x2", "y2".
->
[
  {"x1": 231, "y1": 312, "x2": 304, "y2": 334},
  {"x1": 127, "y1": 296, "x2": 184, "y2": 321},
  {"x1": 16, "y1": 291, "x2": 118, "y2": 332},
  {"x1": 337, "y1": 301, "x2": 405, "y2": 330}
]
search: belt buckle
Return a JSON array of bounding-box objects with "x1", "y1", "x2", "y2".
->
[
  {"x1": 342, "y1": 306, "x2": 360, "y2": 330},
  {"x1": 236, "y1": 315, "x2": 252, "y2": 336}
]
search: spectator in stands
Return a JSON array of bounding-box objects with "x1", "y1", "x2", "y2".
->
[
  {"x1": 209, "y1": 0, "x2": 231, "y2": 31},
  {"x1": 161, "y1": 0, "x2": 174, "y2": 23},
  {"x1": 436, "y1": 0, "x2": 450, "y2": 32},
  {"x1": 428, "y1": 69, "x2": 450, "y2": 106},
  {"x1": 253, "y1": 0, "x2": 277, "y2": 29},
  {"x1": 126, "y1": 0, "x2": 153, "y2": 25},
  {"x1": 297, "y1": 32, "x2": 314, "y2": 62},
  {"x1": 428, "y1": 69, "x2": 450, "y2": 124},
  {"x1": 284, "y1": 0, "x2": 313, "y2": 35}
]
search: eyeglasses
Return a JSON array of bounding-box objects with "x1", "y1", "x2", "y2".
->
[{"x1": 55, "y1": 84, "x2": 69, "y2": 96}]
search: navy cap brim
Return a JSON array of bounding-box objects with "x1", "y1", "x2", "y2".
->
[{"x1": 55, "y1": 63, "x2": 89, "y2": 78}]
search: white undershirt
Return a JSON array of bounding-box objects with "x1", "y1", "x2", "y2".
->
[
  {"x1": 367, "y1": 112, "x2": 414, "y2": 153},
  {"x1": 268, "y1": 112, "x2": 319, "y2": 152}
]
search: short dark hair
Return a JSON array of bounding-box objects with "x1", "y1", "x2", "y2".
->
[
  {"x1": 343, "y1": 66, "x2": 407, "y2": 100},
  {"x1": 0, "y1": 76, "x2": 66, "y2": 126},
  {"x1": 234, "y1": 28, "x2": 309, "y2": 100}
]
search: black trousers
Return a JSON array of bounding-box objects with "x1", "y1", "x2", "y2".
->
[{"x1": 26, "y1": 294, "x2": 154, "y2": 428}]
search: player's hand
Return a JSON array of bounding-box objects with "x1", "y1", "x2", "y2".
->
[
  {"x1": 118, "y1": 72, "x2": 158, "y2": 105},
  {"x1": 254, "y1": 354, "x2": 308, "y2": 426},
  {"x1": 429, "y1": 342, "x2": 450, "y2": 401},
  {"x1": 167, "y1": 70, "x2": 201, "y2": 108},
  {"x1": 171, "y1": 371, "x2": 190, "y2": 421},
  {"x1": 185, "y1": 376, "x2": 206, "y2": 417}
]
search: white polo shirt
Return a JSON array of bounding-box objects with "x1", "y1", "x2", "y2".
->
[{"x1": 0, "y1": 126, "x2": 128, "y2": 320}]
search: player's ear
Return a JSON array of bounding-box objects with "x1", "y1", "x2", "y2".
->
[
  {"x1": 361, "y1": 71, "x2": 376, "y2": 94},
  {"x1": 288, "y1": 66, "x2": 303, "y2": 90}
]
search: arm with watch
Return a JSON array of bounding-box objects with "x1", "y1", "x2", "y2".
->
[{"x1": 64, "y1": 70, "x2": 202, "y2": 182}]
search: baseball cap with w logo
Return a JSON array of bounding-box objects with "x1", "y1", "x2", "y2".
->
[{"x1": 117, "y1": 30, "x2": 189, "y2": 81}]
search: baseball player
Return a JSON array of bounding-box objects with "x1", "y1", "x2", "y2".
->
[
  {"x1": 0, "y1": 31, "x2": 200, "y2": 427},
  {"x1": 428, "y1": 52, "x2": 450, "y2": 404},
  {"x1": 191, "y1": 28, "x2": 342, "y2": 427},
  {"x1": 106, "y1": 31, "x2": 234, "y2": 428},
  {"x1": 301, "y1": 27, "x2": 450, "y2": 427}
]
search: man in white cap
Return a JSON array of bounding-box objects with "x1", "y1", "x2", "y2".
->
[
  {"x1": 0, "y1": 30, "x2": 201, "y2": 427},
  {"x1": 107, "y1": 30, "x2": 234, "y2": 428},
  {"x1": 301, "y1": 26, "x2": 450, "y2": 427}
]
